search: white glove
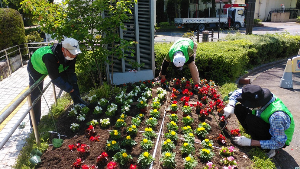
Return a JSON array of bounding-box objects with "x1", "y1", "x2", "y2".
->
[
  {"x1": 233, "y1": 136, "x2": 251, "y2": 146},
  {"x1": 223, "y1": 105, "x2": 234, "y2": 118}
]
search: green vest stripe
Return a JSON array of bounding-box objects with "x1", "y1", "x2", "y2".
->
[
  {"x1": 31, "y1": 46, "x2": 67, "y2": 74},
  {"x1": 259, "y1": 98, "x2": 295, "y2": 145},
  {"x1": 168, "y1": 39, "x2": 194, "y2": 62}
]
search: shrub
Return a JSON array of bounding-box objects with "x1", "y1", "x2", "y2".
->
[
  {"x1": 0, "y1": 8, "x2": 26, "y2": 51},
  {"x1": 254, "y1": 19, "x2": 262, "y2": 25}
]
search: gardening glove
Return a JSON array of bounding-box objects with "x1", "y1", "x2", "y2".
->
[
  {"x1": 223, "y1": 105, "x2": 235, "y2": 118},
  {"x1": 233, "y1": 136, "x2": 251, "y2": 146}
]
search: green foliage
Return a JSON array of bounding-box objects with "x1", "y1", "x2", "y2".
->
[
  {"x1": 297, "y1": 16, "x2": 300, "y2": 23},
  {"x1": 26, "y1": 31, "x2": 44, "y2": 43},
  {"x1": 182, "y1": 31, "x2": 195, "y2": 39},
  {"x1": 248, "y1": 148, "x2": 276, "y2": 169},
  {"x1": 159, "y1": 22, "x2": 170, "y2": 28},
  {"x1": 0, "y1": 8, "x2": 26, "y2": 51},
  {"x1": 254, "y1": 19, "x2": 262, "y2": 25}
]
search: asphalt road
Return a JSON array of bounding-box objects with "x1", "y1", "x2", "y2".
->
[{"x1": 154, "y1": 22, "x2": 300, "y2": 43}]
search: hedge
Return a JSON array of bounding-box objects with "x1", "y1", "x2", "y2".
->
[{"x1": 154, "y1": 33, "x2": 300, "y2": 84}]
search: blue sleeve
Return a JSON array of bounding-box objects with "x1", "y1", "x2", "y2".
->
[
  {"x1": 52, "y1": 76, "x2": 73, "y2": 93},
  {"x1": 228, "y1": 88, "x2": 242, "y2": 106}
]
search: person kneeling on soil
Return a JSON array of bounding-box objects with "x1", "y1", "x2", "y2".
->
[
  {"x1": 223, "y1": 84, "x2": 295, "y2": 158},
  {"x1": 158, "y1": 38, "x2": 200, "y2": 85}
]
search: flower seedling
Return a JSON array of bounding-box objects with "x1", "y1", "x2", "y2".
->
[
  {"x1": 162, "y1": 139, "x2": 175, "y2": 152},
  {"x1": 199, "y1": 122, "x2": 211, "y2": 131},
  {"x1": 182, "y1": 88, "x2": 193, "y2": 96},
  {"x1": 70, "y1": 123, "x2": 79, "y2": 132},
  {"x1": 167, "y1": 121, "x2": 179, "y2": 131},
  {"x1": 97, "y1": 152, "x2": 109, "y2": 163},
  {"x1": 149, "y1": 109, "x2": 160, "y2": 118},
  {"x1": 85, "y1": 125, "x2": 96, "y2": 138},
  {"x1": 160, "y1": 151, "x2": 176, "y2": 168},
  {"x1": 170, "y1": 101, "x2": 178, "y2": 112},
  {"x1": 86, "y1": 119, "x2": 99, "y2": 126},
  {"x1": 77, "y1": 144, "x2": 90, "y2": 156},
  {"x1": 230, "y1": 129, "x2": 240, "y2": 136},
  {"x1": 145, "y1": 117, "x2": 158, "y2": 128},
  {"x1": 221, "y1": 156, "x2": 237, "y2": 167},
  {"x1": 151, "y1": 101, "x2": 160, "y2": 109},
  {"x1": 168, "y1": 113, "x2": 178, "y2": 122},
  {"x1": 219, "y1": 146, "x2": 234, "y2": 157},
  {"x1": 143, "y1": 127, "x2": 156, "y2": 139},
  {"x1": 182, "y1": 104, "x2": 192, "y2": 116},
  {"x1": 129, "y1": 164, "x2": 137, "y2": 169},
  {"x1": 164, "y1": 130, "x2": 178, "y2": 142},
  {"x1": 126, "y1": 125, "x2": 138, "y2": 136},
  {"x1": 72, "y1": 158, "x2": 82, "y2": 168},
  {"x1": 112, "y1": 149, "x2": 133, "y2": 166},
  {"x1": 180, "y1": 142, "x2": 195, "y2": 155},
  {"x1": 217, "y1": 134, "x2": 226, "y2": 144},
  {"x1": 106, "y1": 103, "x2": 118, "y2": 116},
  {"x1": 182, "y1": 115, "x2": 194, "y2": 126},
  {"x1": 106, "y1": 161, "x2": 117, "y2": 169},
  {"x1": 201, "y1": 96, "x2": 208, "y2": 104},
  {"x1": 183, "y1": 133, "x2": 195, "y2": 144},
  {"x1": 199, "y1": 109, "x2": 209, "y2": 118},
  {"x1": 194, "y1": 126, "x2": 209, "y2": 138},
  {"x1": 89, "y1": 136, "x2": 100, "y2": 142},
  {"x1": 137, "y1": 151, "x2": 154, "y2": 168},
  {"x1": 114, "y1": 118, "x2": 127, "y2": 128},
  {"x1": 121, "y1": 135, "x2": 137, "y2": 147},
  {"x1": 199, "y1": 148, "x2": 215, "y2": 161},
  {"x1": 203, "y1": 161, "x2": 217, "y2": 169},
  {"x1": 181, "y1": 125, "x2": 193, "y2": 134},
  {"x1": 140, "y1": 138, "x2": 154, "y2": 150},
  {"x1": 184, "y1": 154, "x2": 198, "y2": 169},
  {"x1": 98, "y1": 98, "x2": 109, "y2": 107},
  {"x1": 131, "y1": 117, "x2": 141, "y2": 126},
  {"x1": 201, "y1": 139, "x2": 214, "y2": 149},
  {"x1": 106, "y1": 140, "x2": 120, "y2": 152},
  {"x1": 137, "y1": 97, "x2": 147, "y2": 109},
  {"x1": 100, "y1": 118, "x2": 110, "y2": 127},
  {"x1": 93, "y1": 106, "x2": 103, "y2": 115},
  {"x1": 110, "y1": 130, "x2": 122, "y2": 140},
  {"x1": 81, "y1": 164, "x2": 97, "y2": 169},
  {"x1": 180, "y1": 96, "x2": 190, "y2": 105}
]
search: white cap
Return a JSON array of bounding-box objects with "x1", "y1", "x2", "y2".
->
[
  {"x1": 173, "y1": 51, "x2": 186, "y2": 67},
  {"x1": 62, "y1": 38, "x2": 82, "y2": 55}
]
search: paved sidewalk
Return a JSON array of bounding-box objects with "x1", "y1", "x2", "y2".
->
[{"x1": 0, "y1": 65, "x2": 64, "y2": 168}]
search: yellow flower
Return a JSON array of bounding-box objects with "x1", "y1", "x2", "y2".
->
[
  {"x1": 189, "y1": 133, "x2": 194, "y2": 137},
  {"x1": 126, "y1": 136, "x2": 131, "y2": 140},
  {"x1": 184, "y1": 143, "x2": 189, "y2": 147},
  {"x1": 185, "y1": 156, "x2": 191, "y2": 161},
  {"x1": 132, "y1": 125, "x2": 136, "y2": 129},
  {"x1": 107, "y1": 143, "x2": 111, "y2": 147},
  {"x1": 197, "y1": 127, "x2": 205, "y2": 131},
  {"x1": 164, "y1": 141, "x2": 167, "y2": 145},
  {"x1": 209, "y1": 143, "x2": 212, "y2": 147},
  {"x1": 202, "y1": 122, "x2": 207, "y2": 126},
  {"x1": 187, "y1": 116, "x2": 190, "y2": 119},
  {"x1": 145, "y1": 128, "x2": 152, "y2": 132},
  {"x1": 166, "y1": 139, "x2": 171, "y2": 143},
  {"x1": 187, "y1": 126, "x2": 191, "y2": 129},
  {"x1": 171, "y1": 104, "x2": 177, "y2": 107},
  {"x1": 140, "y1": 101, "x2": 144, "y2": 104},
  {"x1": 202, "y1": 149, "x2": 210, "y2": 154},
  {"x1": 121, "y1": 114, "x2": 125, "y2": 118},
  {"x1": 205, "y1": 139, "x2": 209, "y2": 142},
  {"x1": 112, "y1": 141, "x2": 116, "y2": 144},
  {"x1": 184, "y1": 105, "x2": 187, "y2": 108},
  {"x1": 149, "y1": 118, "x2": 153, "y2": 120},
  {"x1": 154, "y1": 109, "x2": 158, "y2": 112},
  {"x1": 117, "y1": 119, "x2": 121, "y2": 122},
  {"x1": 122, "y1": 153, "x2": 128, "y2": 158},
  {"x1": 171, "y1": 114, "x2": 176, "y2": 117},
  {"x1": 171, "y1": 131, "x2": 176, "y2": 135},
  {"x1": 143, "y1": 139, "x2": 148, "y2": 143},
  {"x1": 128, "y1": 128, "x2": 132, "y2": 131},
  {"x1": 139, "y1": 114, "x2": 143, "y2": 117},
  {"x1": 183, "y1": 127, "x2": 187, "y2": 130},
  {"x1": 165, "y1": 152, "x2": 171, "y2": 157},
  {"x1": 144, "y1": 152, "x2": 149, "y2": 157}
]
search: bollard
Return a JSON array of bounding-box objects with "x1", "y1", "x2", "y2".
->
[
  {"x1": 202, "y1": 30, "x2": 209, "y2": 42},
  {"x1": 280, "y1": 59, "x2": 293, "y2": 89}
]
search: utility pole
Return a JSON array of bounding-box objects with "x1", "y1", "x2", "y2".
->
[{"x1": 245, "y1": 0, "x2": 256, "y2": 34}]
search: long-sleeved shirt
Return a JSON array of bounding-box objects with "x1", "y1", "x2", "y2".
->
[{"x1": 228, "y1": 89, "x2": 291, "y2": 149}]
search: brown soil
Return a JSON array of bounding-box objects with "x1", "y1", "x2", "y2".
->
[{"x1": 37, "y1": 80, "x2": 253, "y2": 169}]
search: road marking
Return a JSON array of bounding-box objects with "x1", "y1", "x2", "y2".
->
[{"x1": 0, "y1": 86, "x2": 29, "y2": 132}]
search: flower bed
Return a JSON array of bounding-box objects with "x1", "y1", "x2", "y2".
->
[{"x1": 36, "y1": 79, "x2": 253, "y2": 169}]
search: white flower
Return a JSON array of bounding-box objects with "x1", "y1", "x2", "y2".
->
[
  {"x1": 152, "y1": 97, "x2": 160, "y2": 102},
  {"x1": 95, "y1": 106, "x2": 102, "y2": 112},
  {"x1": 70, "y1": 123, "x2": 79, "y2": 131},
  {"x1": 87, "y1": 95, "x2": 96, "y2": 101},
  {"x1": 100, "y1": 118, "x2": 110, "y2": 126},
  {"x1": 77, "y1": 114, "x2": 85, "y2": 121}
]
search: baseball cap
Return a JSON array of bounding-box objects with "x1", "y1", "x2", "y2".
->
[
  {"x1": 62, "y1": 38, "x2": 82, "y2": 55},
  {"x1": 173, "y1": 51, "x2": 186, "y2": 67}
]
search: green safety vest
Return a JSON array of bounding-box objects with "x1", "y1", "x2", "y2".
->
[
  {"x1": 168, "y1": 38, "x2": 194, "y2": 62},
  {"x1": 31, "y1": 46, "x2": 67, "y2": 74},
  {"x1": 252, "y1": 97, "x2": 295, "y2": 145}
]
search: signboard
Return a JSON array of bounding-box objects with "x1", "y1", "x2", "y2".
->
[
  {"x1": 215, "y1": 0, "x2": 229, "y2": 2},
  {"x1": 292, "y1": 56, "x2": 300, "y2": 72}
]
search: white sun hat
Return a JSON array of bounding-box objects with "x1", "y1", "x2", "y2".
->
[
  {"x1": 62, "y1": 38, "x2": 82, "y2": 55},
  {"x1": 173, "y1": 51, "x2": 186, "y2": 67}
]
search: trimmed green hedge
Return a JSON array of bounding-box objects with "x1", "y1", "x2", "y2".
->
[
  {"x1": 0, "y1": 8, "x2": 26, "y2": 51},
  {"x1": 154, "y1": 33, "x2": 300, "y2": 84}
]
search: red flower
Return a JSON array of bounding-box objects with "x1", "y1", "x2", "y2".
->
[
  {"x1": 72, "y1": 158, "x2": 82, "y2": 168},
  {"x1": 161, "y1": 78, "x2": 166, "y2": 83},
  {"x1": 89, "y1": 136, "x2": 100, "y2": 142},
  {"x1": 68, "y1": 144, "x2": 75, "y2": 151},
  {"x1": 81, "y1": 164, "x2": 89, "y2": 169},
  {"x1": 195, "y1": 101, "x2": 203, "y2": 109},
  {"x1": 130, "y1": 164, "x2": 137, "y2": 169},
  {"x1": 194, "y1": 84, "x2": 199, "y2": 89},
  {"x1": 230, "y1": 129, "x2": 240, "y2": 136},
  {"x1": 77, "y1": 147, "x2": 86, "y2": 153},
  {"x1": 180, "y1": 96, "x2": 190, "y2": 103},
  {"x1": 97, "y1": 152, "x2": 109, "y2": 163},
  {"x1": 217, "y1": 134, "x2": 226, "y2": 144},
  {"x1": 107, "y1": 161, "x2": 117, "y2": 169},
  {"x1": 172, "y1": 100, "x2": 177, "y2": 104}
]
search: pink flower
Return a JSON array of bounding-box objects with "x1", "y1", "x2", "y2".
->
[
  {"x1": 206, "y1": 161, "x2": 213, "y2": 169},
  {"x1": 229, "y1": 146, "x2": 234, "y2": 152},
  {"x1": 227, "y1": 156, "x2": 235, "y2": 161}
]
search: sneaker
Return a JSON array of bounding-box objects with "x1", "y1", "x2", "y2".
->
[{"x1": 266, "y1": 149, "x2": 276, "y2": 158}]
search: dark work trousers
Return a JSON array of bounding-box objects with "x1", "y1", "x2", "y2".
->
[
  {"x1": 234, "y1": 104, "x2": 272, "y2": 140},
  {"x1": 27, "y1": 65, "x2": 81, "y2": 127}
]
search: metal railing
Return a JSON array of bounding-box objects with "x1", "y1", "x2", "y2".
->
[{"x1": 0, "y1": 42, "x2": 57, "y2": 149}]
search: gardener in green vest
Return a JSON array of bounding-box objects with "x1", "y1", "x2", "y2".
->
[
  {"x1": 158, "y1": 38, "x2": 200, "y2": 84},
  {"x1": 223, "y1": 84, "x2": 295, "y2": 158},
  {"x1": 27, "y1": 38, "x2": 86, "y2": 127}
]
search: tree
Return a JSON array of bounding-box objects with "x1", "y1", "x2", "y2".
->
[
  {"x1": 20, "y1": 0, "x2": 137, "y2": 86},
  {"x1": 202, "y1": 0, "x2": 216, "y2": 17},
  {"x1": 297, "y1": 0, "x2": 300, "y2": 9}
]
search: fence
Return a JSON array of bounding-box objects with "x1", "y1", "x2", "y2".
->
[{"x1": 0, "y1": 42, "x2": 57, "y2": 149}]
